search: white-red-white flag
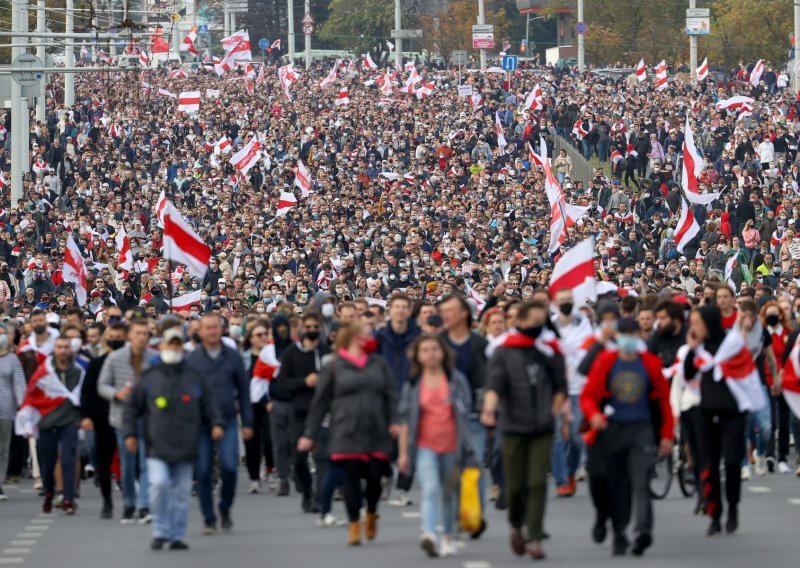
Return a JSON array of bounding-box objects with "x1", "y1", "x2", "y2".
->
[
  {"x1": 276, "y1": 191, "x2": 297, "y2": 216},
  {"x1": 320, "y1": 65, "x2": 338, "y2": 88},
  {"x1": 171, "y1": 289, "x2": 202, "y2": 312},
  {"x1": 163, "y1": 203, "x2": 211, "y2": 278},
  {"x1": 682, "y1": 116, "x2": 720, "y2": 205},
  {"x1": 549, "y1": 236, "x2": 597, "y2": 307},
  {"x1": 335, "y1": 88, "x2": 350, "y2": 106},
  {"x1": 169, "y1": 68, "x2": 188, "y2": 79},
  {"x1": 781, "y1": 345, "x2": 800, "y2": 420},
  {"x1": 177, "y1": 91, "x2": 200, "y2": 114},
  {"x1": 139, "y1": 50, "x2": 149, "y2": 67},
  {"x1": 251, "y1": 343, "x2": 281, "y2": 402},
  {"x1": 255, "y1": 61, "x2": 266, "y2": 85},
  {"x1": 180, "y1": 31, "x2": 199, "y2": 55},
  {"x1": 115, "y1": 225, "x2": 133, "y2": 272},
  {"x1": 157, "y1": 88, "x2": 177, "y2": 99},
  {"x1": 214, "y1": 135, "x2": 232, "y2": 154},
  {"x1": 523, "y1": 83, "x2": 543, "y2": 110},
  {"x1": 715, "y1": 95, "x2": 755, "y2": 113},
  {"x1": 156, "y1": 189, "x2": 168, "y2": 228},
  {"x1": 14, "y1": 358, "x2": 85, "y2": 438},
  {"x1": 278, "y1": 63, "x2": 298, "y2": 101},
  {"x1": 64, "y1": 233, "x2": 88, "y2": 306},
  {"x1": 495, "y1": 112, "x2": 507, "y2": 152},
  {"x1": 655, "y1": 60, "x2": 668, "y2": 91},
  {"x1": 294, "y1": 160, "x2": 312, "y2": 197},
  {"x1": 675, "y1": 196, "x2": 699, "y2": 253},
  {"x1": 230, "y1": 138, "x2": 262, "y2": 176},
  {"x1": 750, "y1": 59, "x2": 764, "y2": 87},
  {"x1": 270, "y1": 39, "x2": 281, "y2": 51},
  {"x1": 636, "y1": 58, "x2": 647, "y2": 82},
  {"x1": 362, "y1": 52, "x2": 378, "y2": 70},
  {"x1": 696, "y1": 57, "x2": 708, "y2": 82}
]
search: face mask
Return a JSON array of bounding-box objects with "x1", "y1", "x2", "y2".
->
[
  {"x1": 107, "y1": 339, "x2": 125, "y2": 350},
  {"x1": 559, "y1": 302, "x2": 574, "y2": 316},
  {"x1": 681, "y1": 269, "x2": 690, "y2": 277},
  {"x1": 256, "y1": 307, "x2": 266, "y2": 314},
  {"x1": 230, "y1": 327, "x2": 242, "y2": 340},
  {"x1": 160, "y1": 349, "x2": 183, "y2": 365},
  {"x1": 69, "y1": 337, "x2": 82, "y2": 354},
  {"x1": 304, "y1": 330, "x2": 320, "y2": 341},
  {"x1": 321, "y1": 303, "x2": 335, "y2": 318},
  {"x1": 519, "y1": 325, "x2": 543, "y2": 339},
  {"x1": 617, "y1": 334, "x2": 639, "y2": 354},
  {"x1": 766, "y1": 314, "x2": 781, "y2": 327},
  {"x1": 33, "y1": 324, "x2": 47, "y2": 335},
  {"x1": 191, "y1": 332, "x2": 201, "y2": 344},
  {"x1": 0, "y1": 334, "x2": 8, "y2": 350}
]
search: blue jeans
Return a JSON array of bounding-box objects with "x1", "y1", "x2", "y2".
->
[
  {"x1": 558, "y1": 172, "x2": 567, "y2": 184},
  {"x1": 745, "y1": 386, "x2": 772, "y2": 460},
  {"x1": 196, "y1": 419, "x2": 239, "y2": 524},
  {"x1": 38, "y1": 423, "x2": 79, "y2": 501},
  {"x1": 468, "y1": 418, "x2": 487, "y2": 509},
  {"x1": 416, "y1": 447, "x2": 457, "y2": 536},
  {"x1": 115, "y1": 421, "x2": 149, "y2": 509},
  {"x1": 147, "y1": 459, "x2": 193, "y2": 541},
  {"x1": 581, "y1": 139, "x2": 593, "y2": 160},
  {"x1": 551, "y1": 395, "x2": 583, "y2": 487}
]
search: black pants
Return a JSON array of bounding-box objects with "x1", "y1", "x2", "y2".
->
[
  {"x1": 585, "y1": 433, "x2": 612, "y2": 524},
  {"x1": 768, "y1": 395, "x2": 790, "y2": 463},
  {"x1": 6, "y1": 433, "x2": 28, "y2": 477},
  {"x1": 94, "y1": 422, "x2": 116, "y2": 504},
  {"x1": 245, "y1": 402, "x2": 274, "y2": 481},
  {"x1": 680, "y1": 407, "x2": 703, "y2": 504},
  {"x1": 336, "y1": 458, "x2": 390, "y2": 522},
  {"x1": 624, "y1": 167, "x2": 640, "y2": 189},
  {"x1": 290, "y1": 412, "x2": 313, "y2": 497},
  {"x1": 604, "y1": 421, "x2": 656, "y2": 538},
  {"x1": 699, "y1": 410, "x2": 745, "y2": 521},
  {"x1": 38, "y1": 423, "x2": 79, "y2": 501},
  {"x1": 637, "y1": 155, "x2": 648, "y2": 178}
]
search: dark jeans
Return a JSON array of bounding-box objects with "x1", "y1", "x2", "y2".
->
[
  {"x1": 268, "y1": 401, "x2": 292, "y2": 481},
  {"x1": 502, "y1": 433, "x2": 553, "y2": 540},
  {"x1": 320, "y1": 460, "x2": 345, "y2": 515},
  {"x1": 585, "y1": 433, "x2": 612, "y2": 524},
  {"x1": 38, "y1": 422, "x2": 79, "y2": 501},
  {"x1": 244, "y1": 402, "x2": 273, "y2": 481},
  {"x1": 290, "y1": 412, "x2": 314, "y2": 497},
  {"x1": 768, "y1": 395, "x2": 790, "y2": 462},
  {"x1": 6, "y1": 433, "x2": 28, "y2": 477},
  {"x1": 94, "y1": 422, "x2": 117, "y2": 504},
  {"x1": 337, "y1": 458, "x2": 390, "y2": 522},
  {"x1": 680, "y1": 407, "x2": 702, "y2": 505},
  {"x1": 196, "y1": 419, "x2": 239, "y2": 524},
  {"x1": 604, "y1": 421, "x2": 656, "y2": 538},
  {"x1": 624, "y1": 168, "x2": 640, "y2": 189},
  {"x1": 699, "y1": 410, "x2": 746, "y2": 521},
  {"x1": 637, "y1": 155, "x2": 648, "y2": 178}
]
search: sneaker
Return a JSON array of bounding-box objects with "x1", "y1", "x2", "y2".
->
[
  {"x1": 754, "y1": 454, "x2": 767, "y2": 477},
  {"x1": 138, "y1": 508, "x2": 153, "y2": 525},
  {"x1": 249, "y1": 480, "x2": 260, "y2": 494},
  {"x1": 42, "y1": 492, "x2": 53, "y2": 514},
  {"x1": 726, "y1": 509, "x2": 738, "y2": 534},
  {"x1": 100, "y1": 501, "x2": 113, "y2": 519},
  {"x1": 53, "y1": 493, "x2": 64, "y2": 508},
  {"x1": 706, "y1": 518, "x2": 722, "y2": 537},
  {"x1": 527, "y1": 540, "x2": 546, "y2": 560},
  {"x1": 741, "y1": 465, "x2": 751, "y2": 481},
  {"x1": 267, "y1": 474, "x2": 279, "y2": 492},
  {"x1": 631, "y1": 533, "x2": 652, "y2": 557},
  {"x1": 169, "y1": 541, "x2": 189, "y2": 550},
  {"x1": 220, "y1": 512, "x2": 233, "y2": 532},
  {"x1": 202, "y1": 520, "x2": 216, "y2": 535},
  {"x1": 439, "y1": 537, "x2": 458, "y2": 557},
  {"x1": 509, "y1": 527, "x2": 525, "y2": 556},
  {"x1": 317, "y1": 513, "x2": 346, "y2": 527},
  {"x1": 277, "y1": 479, "x2": 290, "y2": 496},
  {"x1": 150, "y1": 538, "x2": 167, "y2": 551},
  {"x1": 612, "y1": 534, "x2": 628, "y2": 556},
  {"x1": 388, "y1": 492, "x2": 413, "y2": 506},
  {"x1": 556, "y1": 484, "x2": 574, "y2": 497},
  {"x1": 778, "y1": 461, "x2": 792, "y2": 474},
  {"x1": 420, "y1": 532, "x2": 438, "y2": 557},
  {"x1": 592, "y1": 516, "x2": 608, "y2": 544},
  {"x1": 33, "y1": 478, "x2": 43, "y2": 491},
  {"x1": 62, "y1": 499, "x2": 77, "y2": 515},
  {"x1": 121, "y1": 506, "x2": 136, "y2": 524},
  {"x1": 0, "y1": 486, "x2": 7, "y2": 502},
  {"x1": 576, "y1": 466, "x2": 588, "y2": 481}
]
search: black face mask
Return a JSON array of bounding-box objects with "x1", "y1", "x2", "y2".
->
[
  {"x1": 304, "y1": 331, "x2": 320, "y2": 341},
  {"x1": 519, "y1": 325, "x2": 543, "y2": 339},
  {"x1": 657, "y1": 323, "x2": 674, "y2": 337},
  {"x1": 33, "y1": 324, "x2": 47, "y2": 335},
  {"x1": 107, "y1": 339, "x2": 125, "y2": 351},
  {"x1": 766, "y1": 314, "x2": 781, "y2": 327},
  {"x1": 559, "y1": 302, "x2": 574, "y2": 316},
  {"x1": 191, "y1": 332, "x2": 201, "y2": 344}
]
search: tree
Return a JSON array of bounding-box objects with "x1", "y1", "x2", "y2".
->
[
  {"x1": 318, "y1": 0, "x2": 394, "y2": 55},
  {"x1": 419, "y1": 0, "x2": 510, "y2": 62},
  {"x1": 707, "y1": 0, "x2": 791, "y2": 67}
]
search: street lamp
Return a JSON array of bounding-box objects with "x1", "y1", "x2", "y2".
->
[{"x1": 525, "y1": 14, "x2": 544, "y2": 61}]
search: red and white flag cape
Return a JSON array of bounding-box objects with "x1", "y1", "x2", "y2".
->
[
  {"x1": 215, "y1": 135, "x2": 232, "y2": 154},
  {"x1": 180, "y1": 30, "x2": 199, "y2": 55},
  {"x1": 251, "y1": 343, "x2": 281, "y2": 402},
  {"x1": 682, "y1": 116, "x2": 720, "y2": 205},
  {"x1": 780, "y1": 344, "x2": 800, "y2": 419},
  {"x1": 255, "y1": 61, "x2": 266, "y2": 86},
  {"x1": 15, "y1": 357, "x2": 85, "y2": 438},
  {"x1": 572, "y1": 119, "x2": 590, "y2": 141},
  {"x1": 32, "y1": 158, "x2": 49, "y2": 175},
  {"x1": 177, "y1": 91, "x2": 200, "y2": 114},
  {"x1": 157, "y1": 88, "x2": 177, "y2": 99},
  {"x1": 675, "y1": 196, "x2": 700, "y2": 253},
  {"x1": 465, "y1": 282, "x2": 487, "y2": 316},
  {"x1": 523, "y1": 83, "x2": 543, "y2": 110},
  {"x1": 294, "y1": 160, "x2": 312, "y2": 198},
  {"x1": 689, "y1": 331, "x2": 767, "y2": 412},
  {"x1": 115, "y1": 225, "x2": 133, "y2": 273},
  {"x1": 362, "y1": 52, "x2": 378, "y2": 70},
  {"x1": 335, "y1": 88, "x2": 350, "y2": 106},
  {"x1": 64, "y1": 233, "x2": 88, "y2": 306},
  {"x1": 276, "y1": 191, "x2": 297, "y2": 216},
  {"x1": 170, "y1": 289, "x2": 202, "y2": 312},
  {"x1": 635, "y1": 58, "x2": 646, "y2": 82},
  {"x1": 320, "y1": 65, "x2": 338, "y2": 88},
  {"x1": 549, "y1": 236, "x2": 597, "y2": 307},
  {"x1": 230, "y1": 138, "x2": 262, "y2": 176},
  {"x1": 163, "y1": 203, "x2": 211, "y2": 278},
  {"x1": 750, "y1": 59, "x2": 764, "y2": 86},
  {"x1": 696, "y1": 57, "x2": 708, "y2": 82}
]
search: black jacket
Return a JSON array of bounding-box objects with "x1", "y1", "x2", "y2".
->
[
  {"x1": 81, "y1": 352, "x2": 111, "y2": 426},
  {"x1": 647, "y1": 326, "x2": 688, "y2": 370},
  {"x1": 275, "y1": 341, "x2": 331, "y2": 415},
  {"x1": 123, "y1": 360, "x2": 223, "y2": 463},
  {"x1": 444, "y1": 332, "x2": 488, "y2": 413}
]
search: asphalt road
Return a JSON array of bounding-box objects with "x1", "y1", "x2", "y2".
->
[{"x1": 0, "y1": 466, "x2": 799, "y2": 568}]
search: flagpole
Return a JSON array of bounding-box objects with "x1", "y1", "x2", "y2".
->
[{"x1": 167, "y1": 259, "x2": 174, "y2": 313}]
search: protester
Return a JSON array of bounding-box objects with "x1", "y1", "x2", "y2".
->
[
  {"x1": 0, "y1": 322, "x2": 26, "y2": 501},
  {"x1": 241, "y1": 321, "x2": 272, "y2": 493}
]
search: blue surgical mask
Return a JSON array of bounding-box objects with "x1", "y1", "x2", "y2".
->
[{"x1": 616, "y1": 334, "x2": 639, "y2": 354}]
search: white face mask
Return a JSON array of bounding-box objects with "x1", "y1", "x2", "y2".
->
[
  {"x1": 321, "y1": 303, "x2": 335, "y2": 318},
  {"x1": 69, "y1": 337, "x2": 82, "y2": 354},
  {"x1": 160, "y1": 349, "x2": 183, "y2": 365}
]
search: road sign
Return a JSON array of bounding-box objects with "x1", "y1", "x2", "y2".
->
[
  {"x1": 302, "y1": 23, "x2": 314, "y2": 35},
  {"x1": 575, "y1": 21, "x2": 588, "y2": 34},
  {"x1": 11, "y1": 53, "x2": 43, "y2": 87},
  {"x1": 502, "y1": 54, "x2": 518, "y2": 72},
  {"x1": 451, "y1": 50, "x2": 468, "y2": 66},
  {"x1": 686, "y1": 8, "x2": 710, "y2": 17},
  {"x1": 198, "y1": 24, "x2": 209, "y2": 36},
  {"x1": 301, "y1": 12, "x2": 315, "y2": 25},
  {"x1": 170, "y1": 13, "x2": 181, "y2": 22},
  {"x1": 472, "y1": 24, "x2": 495, "y2": 49},
  {"x1": 391, "y1": 29, "x2": 423, "y2": 39},
  {"x1": 258, "y1": 38, "x2": 270, "y2": 50},
  {"x1": 686, "y1": 17, "x2": 710, "y2": 35}
]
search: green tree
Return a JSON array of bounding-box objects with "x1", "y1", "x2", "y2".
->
[
  {"x1": 419, "y1": 0, "x2": 510, "y2": 62},
  {"x1": 319, "y1": 0, "x2": 394, "y2": 54},
  {"x1": 708, "y1": 0, "x2": 791, "y2": 67}
]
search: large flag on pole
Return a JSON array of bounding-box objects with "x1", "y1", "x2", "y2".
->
[
  {"x1": 549, "y1": 236, "x2": 597, "y2": 307},
  {"x1": 230, "y1": 138, "x2": 262, "y2": 176},
  {"x1": 163, "y1": 203, "x2": 211, "y2": 278},
  {"x1": 682, "y1": 116, "x2": 721, "y2": 205},
  {"x1": 675, "y1": 196, "x2": 700, "y2": 253},
  {"x1": 63, "y1": 234, "x2": 88, "y2": 306}
]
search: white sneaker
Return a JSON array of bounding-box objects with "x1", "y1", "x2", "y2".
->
[
  {"x1": 741, "y1": 465, "x2": 751, "y2": 481},
  {"x1": 317, "y1": 513, "x2": 346, "y2": 527},
  {"x1": 439, "y1": 537, "x2": 458, "y2": 557},
  {"x1": 249, "y1": 480, "x2": 260, "y2": 494},
  {"x1": 778, "y1": 461, "x2": 792, "y2": 474},
  {"x1": 388, "y1": 493, "x2": 413, "y2": 507},
  {"x1": 754, "y1": 454, "x2": 767, "y2": 477},
  {"x1": 53, "y1": 493, "x2": 64, "y2": 508},
  {"x1": 419, "y1": 532, "x2": 438, "y2": 557},
  {"x1": 576, "y1": 466, "x2": 588, "y2": 481}
]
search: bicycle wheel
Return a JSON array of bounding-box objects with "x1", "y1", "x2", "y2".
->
[
  {"x1": 648, "y1": 452, "x2": 673, "y2": 500},
  {"x1": 677, "y1": 459, "x2": 698, "y2": 498}
]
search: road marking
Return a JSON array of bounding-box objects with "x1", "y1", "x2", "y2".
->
[
  {"x1": 29, "y1": 519, "x2": 53, "y2": 524},
  {"x1": 2, "y1": 548, "x2": 30, "y2": 554},
  {"x1": 23, "y1": 526, "x2": 47, "y2": 531},
  {"x1": 16, "y1": 533, "x2": 41, "y2": 539},
  {"x1": 747, "y1": 486, "x2": 772, "y2": 493},
  {"x1": 0, "y1": 558, "x2": 24, "y2": 565},
  {"x1": 401, "y1": 511, "x2": 421, "y2": 518},
  {"x1": 9, "y1": 541, "x2": 35, "y2": 546},
  {"x1": 787, "y1": 498, "x2": 800, "y2": 505},
  {"x1": 463, "y1": 562, "x2": 492, "y2": 568}
]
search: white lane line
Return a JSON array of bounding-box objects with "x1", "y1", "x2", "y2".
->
[
  {"x1": 8, "y1": 542, "x2": 35, "y2": 547},
  {"x1": 18, "y1": 490, "x2": 35, "y2": 494},
  {"x1": 402, "y1": 511, "x2": 421, "y2": 518},
  {"x1": 0, "y1": 558, "x2": 24, "y2": 565},
  {"x1": 2, "y1": 549, "x2": 30, "y2": 555},
  {"x1": 747, "y1": 486, "x2": 772, "y2": 493},
  {"x1": 463, "y1": 562, "x2": 492, "y2": 568},
  {"x1": 787, "y1": 498, "x2": 800, "y2": 505},
  {"x1": 22, "y1": 526, "x2": 47, "y2": 531},
  {"x1": 16, "y1": 533, "x2": 41, "y2": 539},
  {"x1": 29, "y1": 519, "x2": 53, "y2": 524}
]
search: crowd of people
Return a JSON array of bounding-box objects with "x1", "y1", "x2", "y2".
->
[{"x1": 0, "y1": 46, "x2": 798, "y2": 560}]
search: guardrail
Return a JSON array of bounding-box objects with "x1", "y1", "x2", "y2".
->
[{"x1": 552, "y1": 134, "x2": 596, "y2": 186}]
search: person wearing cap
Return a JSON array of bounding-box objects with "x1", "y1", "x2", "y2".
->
[
  {"x1": 122, "y1": 326, "x2": 224, "y2": 551},
  {"x1": 581, "y1": 317, "x2": 674, "y2": 557}
]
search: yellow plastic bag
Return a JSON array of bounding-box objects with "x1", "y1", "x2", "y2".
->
[{"x1": 459, "y1": 467, "x2": 482, "y2": 533}]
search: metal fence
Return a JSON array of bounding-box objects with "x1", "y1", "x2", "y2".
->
[{"x1": 552, "y1": 134, "x2": 596, "y2": 186}]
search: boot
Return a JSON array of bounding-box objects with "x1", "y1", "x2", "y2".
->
[
  {"x1": 347, "y1": 522, "x2": 361, "y2": 546},
  {"x1": 364, "y1": 512, "x2": 379, "y2": 540}
]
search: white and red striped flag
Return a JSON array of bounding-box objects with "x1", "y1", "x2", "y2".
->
[
  {"x1": 549, "y1": 236, "x2": 597, "y2": 307},
  {"x1": 465, "y1": 282, "x2": 487, "y2": 316},
  {"x1": 696, "y1": 57, "x2": 708, "y2": 82},
  {"x1": 362, "y1": 52, "x2": 378, "y2": 70},
  {"x1": 294, "y1": 160, "x2": 312, "y2": 197},
  {"x1": 335, "y1": 88, "x2": 350, "y2": 106},
  {"x1": 169, "y1": 68, "x2": 188, "y2": 79},
  {"x1": 320, "y1": 65, "x2": 338, "y2": 88},
  {"x1": 415, "y1": 81, "x2": 434, "y2": 99},
  {"x1": 115, "y1": 225, "x2": 133, "y2": 273},
  {"x1": 715, "y1": 95, "x2": 754, "y2": 113},
  {"x1": 675, "y1": 196, "x2": 699, "y2": 253},
  {"x1": 750, "y1": 59, "x2": 764, "y2": 86},
  {"x1": 278, "y1": 63, "x2": 298, "y2": 101},
  {"x1": 32, "y1": 158, "x2": 49, "y2": 175},
  {"x1": 214, "y1": 135, "x2": 232, "y2": 154},
  {"x1": 180, "y1": 30, "x2": 199, "y2": 55},
  {"x1": 139, "y1": 50, "x2": 149, "y2": 67},
  {"x1": 655, "y1": 60, "x2": 668, "y2": 91},
  {"x1": 230, "y1": 138, "x2": 262, "y2": 176},
  {"x1": 251, "y1": 343, "x2": 281, "y2": 402},
  {"x1": 64, "y1": 233, "x2": 88, "y2": 306},
  {"x1": 682, "y1": 116, "x2": 720, "y2": 205},
  {"x1": 222, "y1": 30, "x2": 248, "y2": 51},
  {"x1": 269, "y1": 39, "x2": 281, "y2": 51},
  {"x1": 781, "y1": 344, "x2": 800, "y2": 420},
  {"x1": 527, "y1": 142, "x2": 546, "y2": 168},
  {"x1": 243, "y1": 63, "x2": 256, "y2": 79},
  {"x1": 163, "y1": 203, "x2": 211, "y2": 278},
  {"x1": 177, "y1": 91, "x2": 200, "y2": 114},
  {"x1": 572, "y1": 119, "x2": 591, "y2": 141},
  {"x1": 255, "y1": 61, "x2": 266, "y2": 85},
  {"x1": 523, "y1": 83, "x2": 543, "y2": 110},
  {"x1": 157, "y1": 88, "x2": 177, "y2": 99},
  {"x1": 596, "y1": 281, "x2": 638, "y2": 297},
  {"x1": 635, "y1": 58, "x2": 647, "y2": 82},
  {"x1": 14, "y1": 357, "x2": 85, "y2": 438},
  {"x1": 170, "y1": 289, "x2": 202, "y2": 313},
  {"x1": 276, "y1": 191, "x2": 297, "y2": 216},
  {"x1": 156, "y1": 189, "x2": 168, "y2": 228},
  {"x1": 495, "y1": 112, "x2": 507, "y2": 152}
]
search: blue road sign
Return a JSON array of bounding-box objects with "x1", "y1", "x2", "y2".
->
[
  {"x1": 502, "y1": 54, "x2": 518, "y2": 72},
  {"x1": 258, "y1": 38, "x2": 270, "y2": 50},
  {"x1": 198, "y1": 24, "x2": 209, "y2": 36},
  {"x1": 575, "y1": 21, "x2": 588, "y2": 34}
]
